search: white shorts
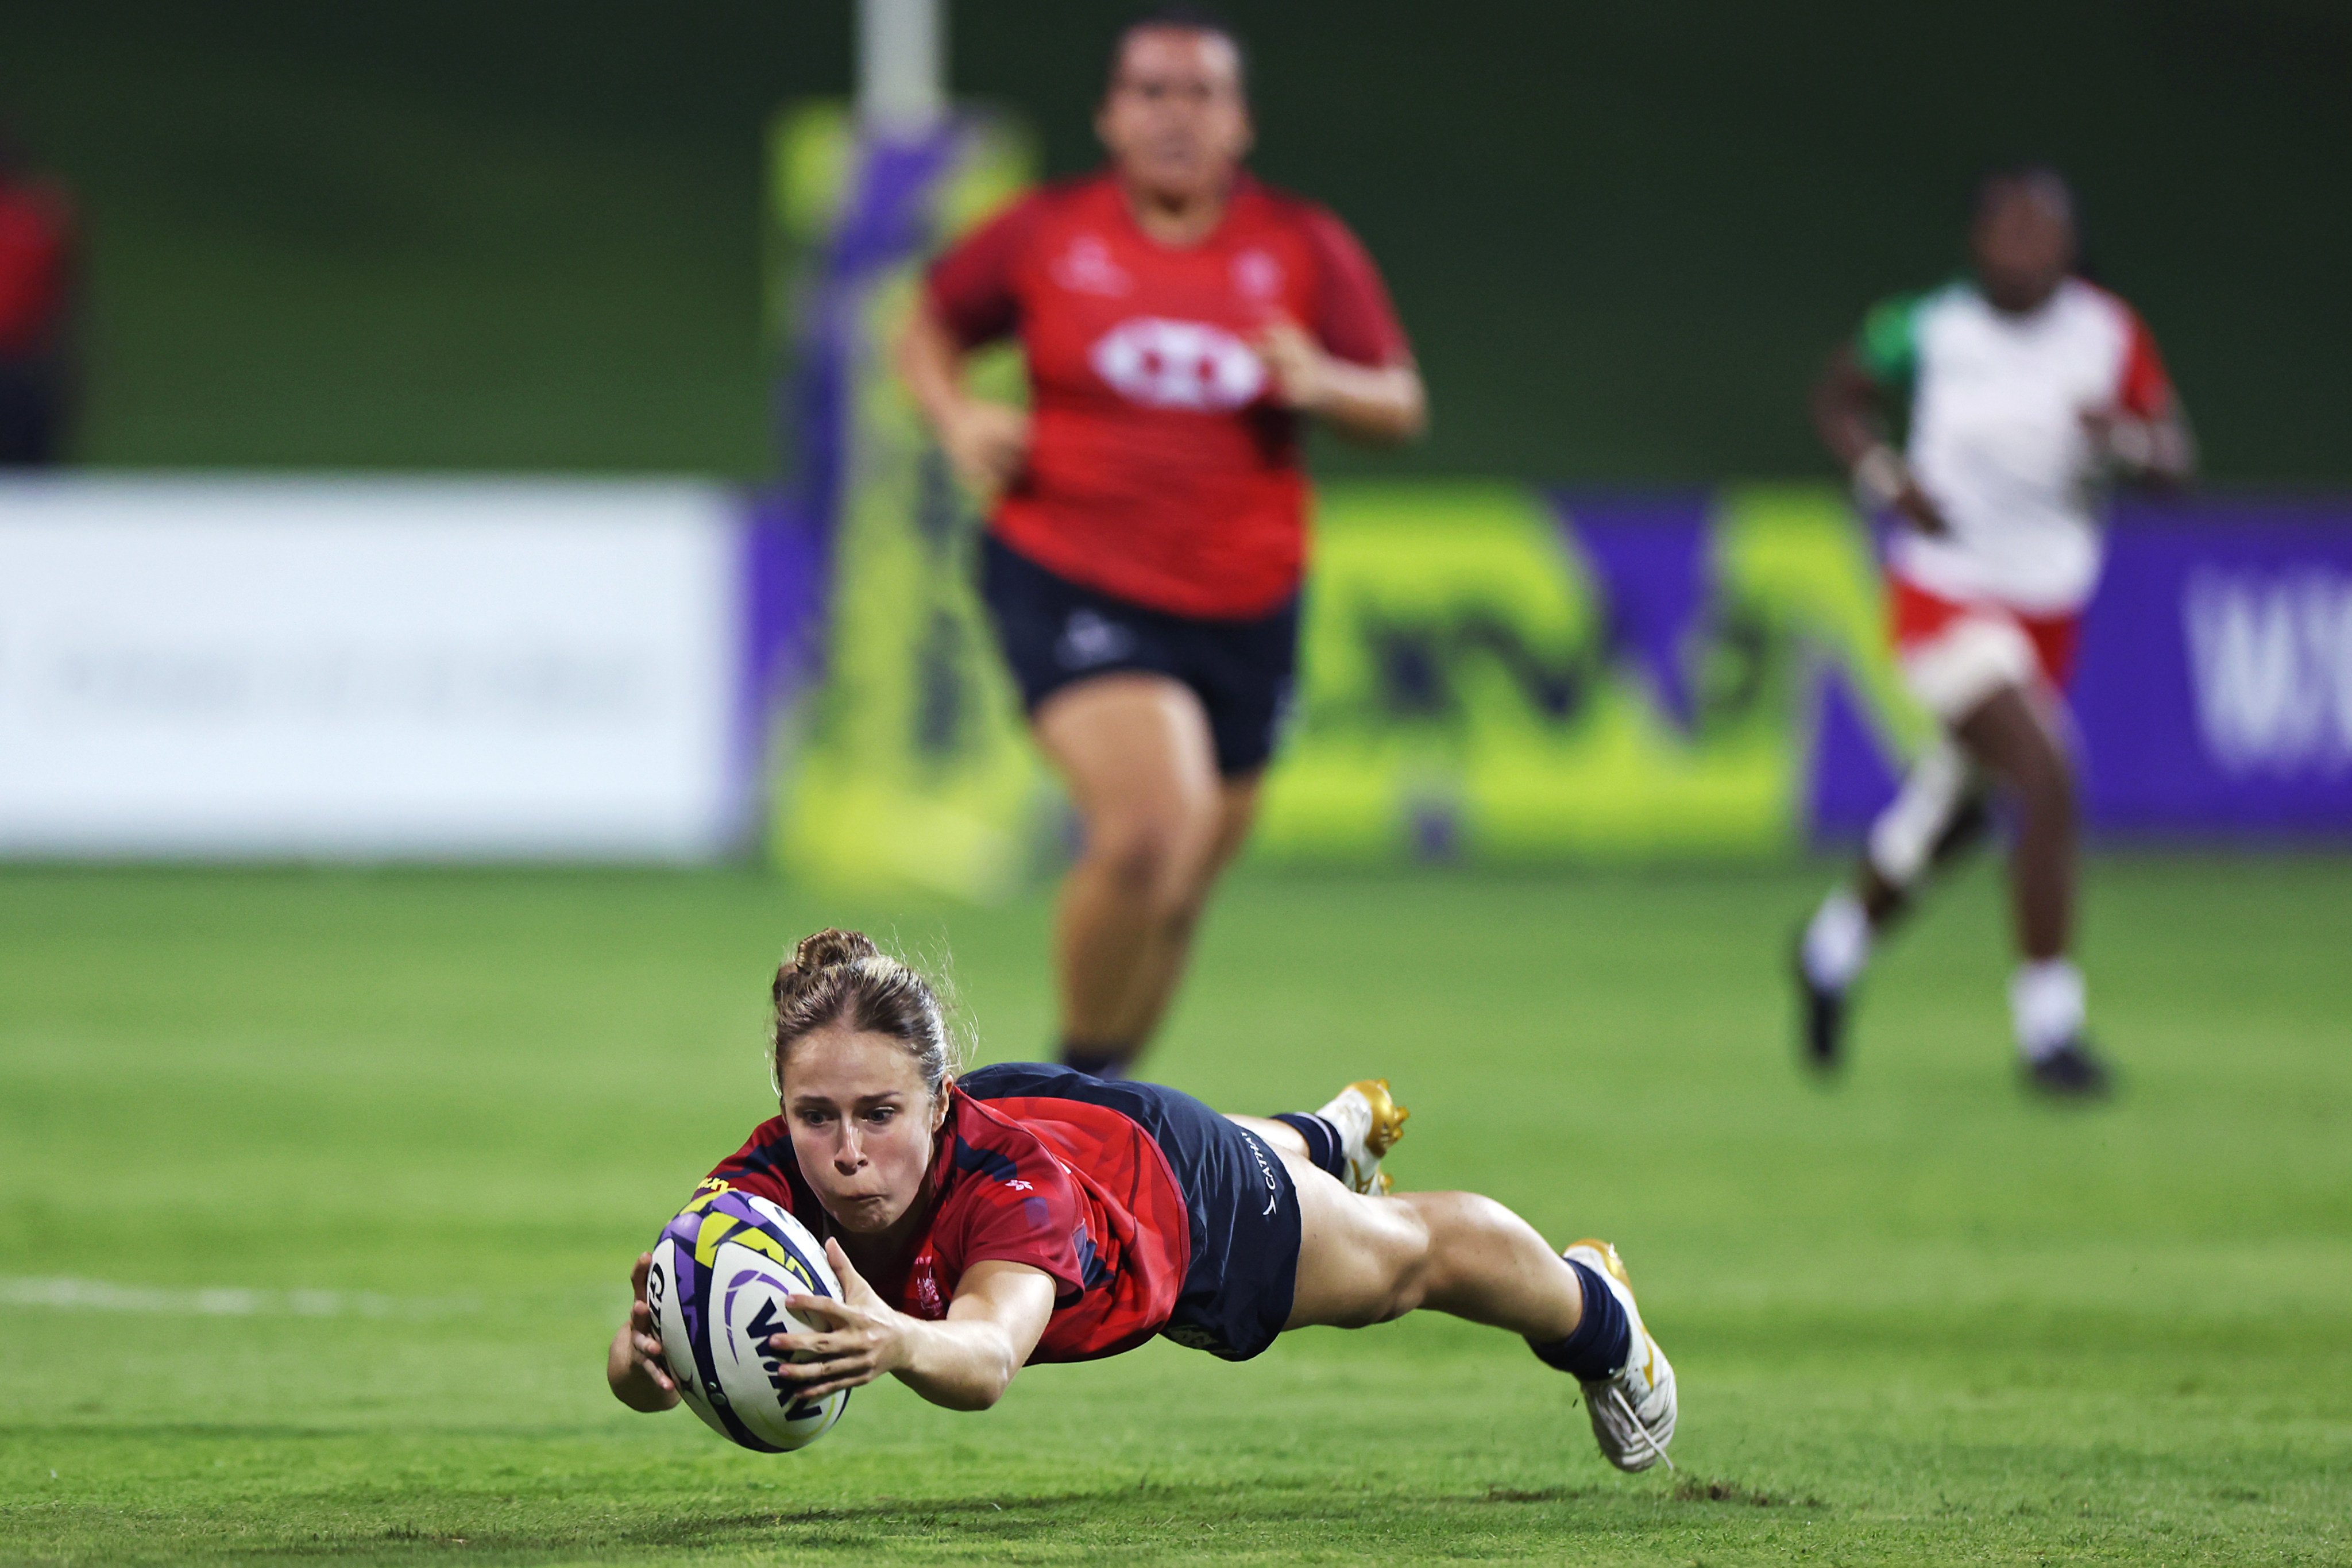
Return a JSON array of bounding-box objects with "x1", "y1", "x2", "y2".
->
[
  {"x1": 1891, "y1": 577, "x2": 2081, "y2": 724},
  {"x1": 1899, "y1": 615, "x2": 2044, "y2": 723}
]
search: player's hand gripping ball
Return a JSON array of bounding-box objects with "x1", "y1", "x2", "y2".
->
[{"x1": 644, "y1": 1187, "x2": 849, "y2": 1452}]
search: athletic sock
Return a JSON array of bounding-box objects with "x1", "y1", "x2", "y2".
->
[
  {"x1": 2010, "y1": 959, "x2": 2085, "y2": 1063},
  {"x1": 1059, "y1": 1042, "x2": 1133, "y2": 1080},
  {"x1": 1271, "y1": 1113, "x2": 1348, "y2": 1181},
  {"x1": 1527, "y1": 1258, "x2": 1632, "y2": 1381},
  {"x1": 1801, "y1": 887, "x2": 1873, "y2": 992}
]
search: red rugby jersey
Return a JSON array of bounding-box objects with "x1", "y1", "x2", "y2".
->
[
  {"x1": 0, "y1": 178, "x2": 74, "y2": 356},
  {"x1": 927, "y1": 171, "x2": 1411, "y2": 619},
  {"x1": 702, "y1": 1085, "x2": 1189, "y2": 1363}
]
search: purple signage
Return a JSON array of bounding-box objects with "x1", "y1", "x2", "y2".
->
[
  {"x1": 1809, "y1": 496, "x2": 2352, "y2": 839},
  {"x1": 2077, "y1": 499, "x2": 2352, "y2": 833}
]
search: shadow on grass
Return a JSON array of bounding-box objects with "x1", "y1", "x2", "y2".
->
[{"x1": 11, "y1": 1476, "x2": 1804, "y2": 1566}]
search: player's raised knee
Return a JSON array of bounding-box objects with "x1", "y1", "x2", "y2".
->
[{"x1": 1090, "y1": 805, "x2": 1214, "y2": 906}]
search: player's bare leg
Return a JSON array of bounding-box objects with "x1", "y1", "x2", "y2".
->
[
  {"x1": 1102, "y1": 772, "x2": 1260, "y2": 1048},
  {"x1": 1799, "y1": 680, "x2": 2105, "y2": 1092},
  {"x1": 1033, "y1": 673, "x2": 1233, "y2": 1076},
  {"x1": 1282, "y1": 1160, "x2": 1582, "y2": 1337},
  {"x1": 1798, "y1": 736, "x2": 1991, "y2": 1068},
  {"x1": 1952, "y1": 686, "x2": 2073, "y2": 960},
  {"x1": 1952, "y1": 684, "x2": 2106, "y2": 1093},
  {"x1": 1238, "y1": 1108, "x2": 1587, "y2": 1341},
  {"x1": 1238, "y1": 1115, "x2": 1675, "y2": 1472}
]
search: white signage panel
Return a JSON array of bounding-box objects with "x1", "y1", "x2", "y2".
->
[{"x1": 0, "y1": 477, "x2": 744, "y2": 859}]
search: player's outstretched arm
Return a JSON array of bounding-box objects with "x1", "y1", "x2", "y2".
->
[
  {"x1": 606, "y1": 1252, "x2": 682, "y2": 1413},
  {"x1": 766, "y1": 1242, "x2": 1056, "y2": 1413}
]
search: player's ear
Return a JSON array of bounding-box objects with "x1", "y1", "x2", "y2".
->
[{"x1": 930, "y1": 1079, "x2": 954, "y2": 1135}]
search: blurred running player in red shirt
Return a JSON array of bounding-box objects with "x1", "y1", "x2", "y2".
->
[
  {"x1": 609, "y1": 928, "x2": 1677, "y2": 1472},
  {"x1": 1795, "y1": 168, "x2": 2194, "y2": 1096},
  {"x1": 0, "y1": 123, "x2": 78, "y2": 466},
  {"x1": 899, "y1": 9, "x2": 1426, "y2": 1079}
]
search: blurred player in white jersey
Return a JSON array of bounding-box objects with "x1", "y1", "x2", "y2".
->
[{"x1": 1795, "y1": 167, "x2": 2194, "y2": 1096}]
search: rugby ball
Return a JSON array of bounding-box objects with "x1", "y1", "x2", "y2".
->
[{"x1": 644, "y1": 1187, "x2": 849, "y2": 1453}]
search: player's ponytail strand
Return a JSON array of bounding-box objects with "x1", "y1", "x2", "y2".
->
[{"x1": 768, "y1": 928, "x2": 962, "y2": 1100}]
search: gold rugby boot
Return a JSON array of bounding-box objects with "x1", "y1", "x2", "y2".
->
[{"x1": 1315, "y1": 1079, "x2": 1410, "y2": 1195}]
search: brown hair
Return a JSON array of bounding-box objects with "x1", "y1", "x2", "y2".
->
[{"x1": 768, "y1": 928, "x2": 960, "y2": 1099}]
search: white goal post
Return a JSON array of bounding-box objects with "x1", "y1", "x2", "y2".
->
[{"x1": 858, "y1": 0, "x2": 946, "y2": 133}]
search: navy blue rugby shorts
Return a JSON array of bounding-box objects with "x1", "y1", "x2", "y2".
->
[
  {"x1": 957, "y1": 1061, "x2": 1301, "y2": 1362},
  {"x1": 978, "y1": 535, "x2": 1300, "y2": 778}
]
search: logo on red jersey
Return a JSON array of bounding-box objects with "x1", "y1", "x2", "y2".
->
[
  {"x1": 1090, "y1": 318, "x2": 1266, "y2": 411},
  {"x1": 1231, "y1": 248, "x2": 1284, "y2": 302},
  {"x1": 1051, "y1": 234, "x2": 1132, "y2": 298},
  {"x1": 907, "y1": 1260, "x2": 945, "y2": 1318}
]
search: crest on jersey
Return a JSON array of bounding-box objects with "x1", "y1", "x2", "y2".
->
[
  {"x1": 1232, "y1": 248, "x2": 1283, "y2": 301},
  {"x1": 1090, "y1": 317, "x2": 1266, "y2": 411},
  {"x1": 1051, "y1": 234, "x2": 1132, "y2": 297}
]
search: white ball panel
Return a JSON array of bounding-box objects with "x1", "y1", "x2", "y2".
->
[{"x1": 706, "y1": 1238, "x2": 846, "y2": 1450}]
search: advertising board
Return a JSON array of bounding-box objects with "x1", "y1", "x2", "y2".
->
[
  {"x1": 0, "y1": 477, "x2": 746, "y2": 859},
  {"x1": 769, "y1": 470, "x2": 2352, "y2": 883}
]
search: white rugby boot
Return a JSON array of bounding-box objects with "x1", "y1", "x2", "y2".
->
[
  {"x1": 1565, "y1": 1239, "x2": 1677, "y2": 1472},
  {"x1": 1315, "y1": 1079, "x2": 1409, "y2": 1195}
]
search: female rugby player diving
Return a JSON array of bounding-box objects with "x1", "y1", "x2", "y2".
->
[
  {"x1": 607, "y1": 930, "x2": 1676, "y2": 1472},
  {"x1": 898, "y1": 9, "x2": 1426, "y2": 1081}
]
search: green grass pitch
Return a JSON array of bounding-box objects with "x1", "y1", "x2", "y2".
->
[{"x1": 2, "y1": 856, "x2": 2347, "y2": 1565}]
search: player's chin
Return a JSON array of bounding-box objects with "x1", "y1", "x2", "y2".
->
[
  {"x1": 822, "y1": 1194, "x2": 902, "y2": 1231},
  {"x1": 1137, "y1": 147, "x2": 1215, "y2": 191}
]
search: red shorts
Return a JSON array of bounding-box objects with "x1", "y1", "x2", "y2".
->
[{"x1": 1887, "y1": 577, "x2": 2082, "y2": 721}]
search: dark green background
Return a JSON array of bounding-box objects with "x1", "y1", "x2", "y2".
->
[{"x1": 6, "y1": 1, "x2": 2346, "y2": 481}]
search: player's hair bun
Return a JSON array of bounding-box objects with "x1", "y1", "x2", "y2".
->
[
  {"x1": 768, "y1": 928, "x2": 962, "y2": 1100},
  {"x1": 773, "y1": 927, "x2": 881, "y2": 1010}
]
